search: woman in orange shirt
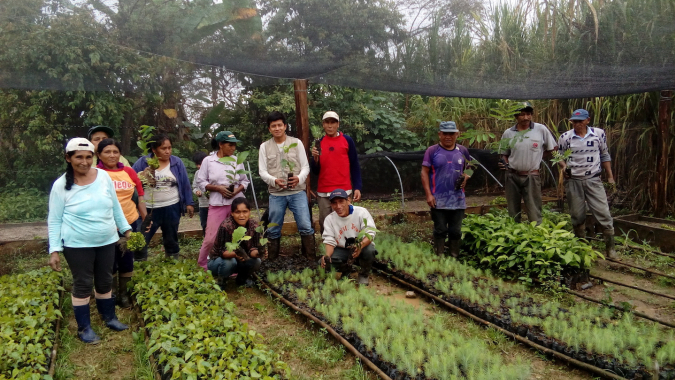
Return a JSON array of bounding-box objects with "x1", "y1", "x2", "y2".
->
[{"x1": 97, "y1": 139, "x2": 148, "y2": 307}]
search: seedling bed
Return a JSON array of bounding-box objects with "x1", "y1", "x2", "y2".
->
[
  {"x1": 376, "y1": 235, "x2": 675, "y2": 380},
  {"x1": 0, "y1": 268, "x2": 64, "y2": 379},
  {"x1": 262, "y1": 262, "x2": 531, "y2": 380},
  {"x1": 131, "y1": 261, "x2": 289, "y2": 380}
]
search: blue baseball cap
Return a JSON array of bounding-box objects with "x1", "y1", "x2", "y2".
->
[
  {"x1": 439, "y1": 121, "x2": 459, "y2": 133},
  {"x1": 569, "y1": 109, "x2": 590, "y2": 121},
  {"x1": 329, "y1": 188, "x2": 350, "y2": 201}
]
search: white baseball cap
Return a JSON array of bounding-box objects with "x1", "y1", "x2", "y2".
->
[
  {"x1": 65, "y1": 138, "x2": 95, "y2": 153},
  {"x1": 322, "y1": 111, "x2": 339, "y2": 121}
]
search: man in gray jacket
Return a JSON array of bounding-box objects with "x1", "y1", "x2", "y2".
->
[
  {"x1": 499, "y1": 102, "x2": 557, "y2": 225},
  {"x1": 258, "y1": 111, "x2": 315, "y2": 260}
]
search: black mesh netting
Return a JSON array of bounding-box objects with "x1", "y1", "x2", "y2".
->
[{"x1": 1, "y1": 0, "x2": 674, "y2": 97}]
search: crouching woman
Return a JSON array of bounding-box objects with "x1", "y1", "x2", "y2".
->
[
  {"x1": 48, "y1": 138, "x2": 131, "y2": 344},
  {"x1": 208, "y1": 198, "x2": 262, "y2": 288}
]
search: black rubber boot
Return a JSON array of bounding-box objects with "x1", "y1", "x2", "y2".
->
[
  {"x1": 434, "y1": 236, "x2": 446, "y2": 256},
  {"x1": 603, "y1": 230, "x2": 617, "y2": 259},
  {"x1": 573, "y1": 224, "x2": 586, "y2": 240},
  {"x1": 118, "y1": 276, "x2": 132, "y2": 308},
  {"x1": 301, "y1": 235, "x2": 316, "y2": 260},
  {"x1": 96, "y1": 298, "x2": 129, "y2": 331},
  {"x1": 448, "y1": 240, "x2": 460, "y2": 258},
  {"x1": 111, "y1": 276, "x2": 118, "y2": 303},
  {"x1": 73, "y1": 304, "x2": 101, "y2": 344},
  {"x1": 267, "y1": 238, "x2": 281, "y2": 261}
]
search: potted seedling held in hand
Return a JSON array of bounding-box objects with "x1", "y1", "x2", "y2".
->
[
  {"x1": 280, "y1": 143, "x2": 298, "y2": 189},
  {"x1": 551, "y1": 149, "x2": 572, "y2": 208},
  {"x1": 225, "y1": 226, "x2": 252, "y2": 261},
  {"x1": 137, "y1": 125, "x2": 158, "y2": 232},
  {"x1": 255, "y1": 223, "x2": 278, "y2": 260},
  {"x1": 218, "y1": 150, "x2": 251, "y2": 193},
  {"x1": 311, "y1": 125, "x2": 324, "y2": 156},
  {"x1": 344, "y1": 219, "x2": 380, "y2": 267}
]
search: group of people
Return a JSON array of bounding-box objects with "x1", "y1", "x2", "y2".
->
[
  {"x1": 47, "y1": 104, "x2": 617, "y2": 345},
  {"x1": 423, "y1": 103, "x2": 617, "y2": 260}
]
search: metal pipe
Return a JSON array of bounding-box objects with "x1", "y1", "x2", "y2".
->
[
  {"x1": 469, "y1": 155, "x2": 503, "y2": 188},
  {"x1": 383, "y1": 156, "x2": 404, "y2": 208},
  {"x1": 246, "y1": 161, "x2": 261, "y2": 220}
]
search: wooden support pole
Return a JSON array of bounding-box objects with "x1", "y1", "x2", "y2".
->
[
  {"x1": 294, "y1": 79, "x2": 311, "y2": 200},
  {"x1": 656, "y1": 90, "x2": 672, "y2": 218}
]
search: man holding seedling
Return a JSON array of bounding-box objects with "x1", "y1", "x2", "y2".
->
[
  {"x1": 258, "y1": 111, "x2": 315, "y2": 261},
  {"x1": 310, "y1": 111, "x2": 363, "y2": 234},
  {"x1": 319, "y1": 189, "x2": 378, "y2": 285},
  {"x1": 558, "y1": 109, "x2": 617, "y2": 258},
  {"x1": 421, "y1": 121, "x2": 471, "y2": 257},
  {"x1": 498, "y1": 102, "x2": 557, "y2": 225}
]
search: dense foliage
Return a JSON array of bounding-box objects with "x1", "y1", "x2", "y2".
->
[
  {"x1": 133, "y1": 261, "x2": 289, "y2": 380},
  {"x1": 0, "y1": 268, "x2": 63, "y2": 379},
  {"x1": 266, "y1": 268, "x2": 530, "y2": 380},
  {"x1": 377, "y1": 235, "x2": 675, "y2": 377},
  {"x1": 0, "y1": 188, "x2": 49, "y2": 223},
  {"x1": 461, "y1": 212, "x2": 602, "y2": 283}
]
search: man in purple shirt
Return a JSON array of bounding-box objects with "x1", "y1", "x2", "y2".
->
[{"x1": 421, "y1": 121, "x2": 471, "y2": 257}]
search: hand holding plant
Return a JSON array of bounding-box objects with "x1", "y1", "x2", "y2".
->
[{"x1": 225, "y1": 226, "x2": 252, "y2": 261}]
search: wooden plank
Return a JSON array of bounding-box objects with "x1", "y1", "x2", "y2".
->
[
  {"x1": 614, "y1": 214, "x2": 675, "y2": 253},
  {"x1": 294, "y1": 79, "x2": 311, "y2": 204}
]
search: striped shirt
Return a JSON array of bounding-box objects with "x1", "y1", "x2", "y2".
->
[{"x1": 558, "y1": 127, "x2": 611, "y2": 179}]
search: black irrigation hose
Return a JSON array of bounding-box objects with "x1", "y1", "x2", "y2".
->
[
  {"x1": 566, "y1": 289, "x2": 675, "y2": 329},
  {"x1": 47, "y1": 280, "x2": 65, "y2": 377},
  {"x1": 589, "y1": 274, "x2": 675, "y2": 301},
  {"x1": 605, "y1": 258, "x2": 675, "y2": 281},
  {"x1": 372, "y1": 268, "x2": 628, "y2": 380},
  {"x1": 254, "y1": 274, "x2": 393, "y2": 380}
]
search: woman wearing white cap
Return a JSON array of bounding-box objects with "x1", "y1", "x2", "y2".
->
[{"x1": 48, "y1": 138, "x2": 132, "y2": 344}]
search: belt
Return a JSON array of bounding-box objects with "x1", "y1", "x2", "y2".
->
[{"x1": 508, "y1": 168, "x2": 539, "y2": 176}]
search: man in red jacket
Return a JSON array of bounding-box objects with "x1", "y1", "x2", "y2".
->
[{"x1": 310, "y1": 111, "x2": 363, "y2": 233}]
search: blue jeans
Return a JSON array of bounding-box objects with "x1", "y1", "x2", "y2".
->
[
  {"x1": 199, "y1": 207, "x2": 209, "y2": 235},
  {"x1": 267, "y1": 192, "x2": 314, "y2": 239},
  {"x1": 208, "y1": 257, "x2": 261, "y2": 285}
]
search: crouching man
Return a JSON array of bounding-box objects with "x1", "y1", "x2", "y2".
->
[{"x1": 319, "y1": 189, "x2": 377, "y2": 285}]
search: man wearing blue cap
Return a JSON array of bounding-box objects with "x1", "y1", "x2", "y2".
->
[
  {"x1": 558, "y1": 109, "x2": 617, "y2": 258},
  {"x1": 319, "y1": 189, "x2": 377, "y2": 285},
  {"x1": 421, "y1": 121, "x2": 472, "y2": 257},
  {"x1": 498, "y1": 102, "x2": 557, "y2": 224}
]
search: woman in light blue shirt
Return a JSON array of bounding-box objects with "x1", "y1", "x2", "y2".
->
[{"x1": 48, "y1": 138, "x2": 131, "y2": 344}]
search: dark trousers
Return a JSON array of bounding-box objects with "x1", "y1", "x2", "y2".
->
[
  {"x1": 321, "y1": 244, "x2": 377, "y2": 275},
  {"x1": 431, "y1": 208, "x2": 465, "y2": 240},
  {"x1": 63, "y1": 243, "x2": 116, "y2": 299},
  {"x1": 115, "y1": 218, "x2": 140, "y2": 273},
  {"x1": 199, "y1": 207, "x2": 209, "y2": 235},
  {"x1": 144, "y1": 202, "x2": 181, "y2": 258}
]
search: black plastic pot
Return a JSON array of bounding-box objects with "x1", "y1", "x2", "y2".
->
[
  {"x1": 287, "y1": 172, "x2": 294, "y2": 189},
  {"x1": 141, "y1": 212, "x2": 153, "y2": 232},
  {"x1": 314, "y1": 139, "x2": 322, "y2": 156},
  {"x1": 228, "y1": 184, "x2": 235, "y2": 192}
]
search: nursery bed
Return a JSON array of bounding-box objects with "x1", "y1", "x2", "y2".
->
[{"x1": 375, "y1": 235, "x2": 675, "y2": 380}]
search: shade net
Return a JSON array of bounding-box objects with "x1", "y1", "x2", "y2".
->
[{"x1": 1, "y1": 0, "x2": 674, "y2": 98}]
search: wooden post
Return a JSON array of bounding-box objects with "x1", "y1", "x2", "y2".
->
[
  {"x1": 294, "y1": 79, "x2": 310, "y2": 199},
  {"x1": 656, "y1": 90, "x2": 672, "y2": 218}
]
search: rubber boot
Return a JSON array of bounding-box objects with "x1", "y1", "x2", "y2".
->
[
  {"x1": 448, "y1": 240, "x2": 460, "y2": 258},
  {"x1": 301, "y1": 235, "x2": 316, "y2": 260},
  {"x1": 357, "y1": 257, "x2": 371, "y2": 286},
  {"x1": 96, "y1": 298, "x2": 129, "y2": 331},
  {"x1": 434, "y1": 236, "x2": 446, "y2": 256},
  {"x1": 573, "y1": 224, "x2": 586, "y2": 240},
  {"x1": 267, "y1": 238, "x2": 281, "y2": 261},
  {"x1": 118, "y1": 276, "x2": 131, "y2": 308},
  {"x1": 73, "y1": 304, "x2": 101, "y2": 344},
  {"x1": 603, "y1": 230, "x2": 618, "y2": 259}
]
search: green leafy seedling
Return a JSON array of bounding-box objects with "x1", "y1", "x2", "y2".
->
[
  {"x1": 225, "y1": 226, "x2": 252, "y2": 253},
  {"x1": 127, "y1": 232, "x2": 147, "y2": 251},
  {"x1": 218, "y1": 150, "x2": 252, "y2": 184}
]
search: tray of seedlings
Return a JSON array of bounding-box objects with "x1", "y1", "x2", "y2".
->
[
  {"x1": 0, "y1": 268, "x2": 64, "y2": 379},
  {"x1": 374, "y1": 235, "x2": 675, "y2": 380},
  {"x1": 131, "y1": 260, "x2": 289, "y2": 380},
  {"x1": 262, "y1": 262, "x2": 531, "y2": 380}
]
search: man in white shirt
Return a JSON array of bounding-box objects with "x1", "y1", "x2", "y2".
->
[
  {"x1": 258, "y1": 111, "x2": 315, "y2": 260},
  {"x1": 319, "y1": 189, "x2": 377, "y2": 285}
]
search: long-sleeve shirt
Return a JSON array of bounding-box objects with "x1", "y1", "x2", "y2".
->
[
  {"x1": 309, "y1": 132, "x2": 362, "y2": 195},
  {"x1": 195, "y1": 154, "x2": 250, "y2": 206},
  {"x1": 209, "y1": 216, "x2": 261, "y2": 259},
  {"x1": 132, "y1": 155, "x2": 194, "y2": 212},
  {"x1": 192, "y1": 174, "x2": 210, "y2": 208},
  {"x1": 48, "y1": 169, "x2": 131, "y2": 253},
  {"x1": 258, "y1": 138, "x2": 310, "y2": 196},
  {"x1": 322, "y1": 206, "x2": 376, "y2": 248}
]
